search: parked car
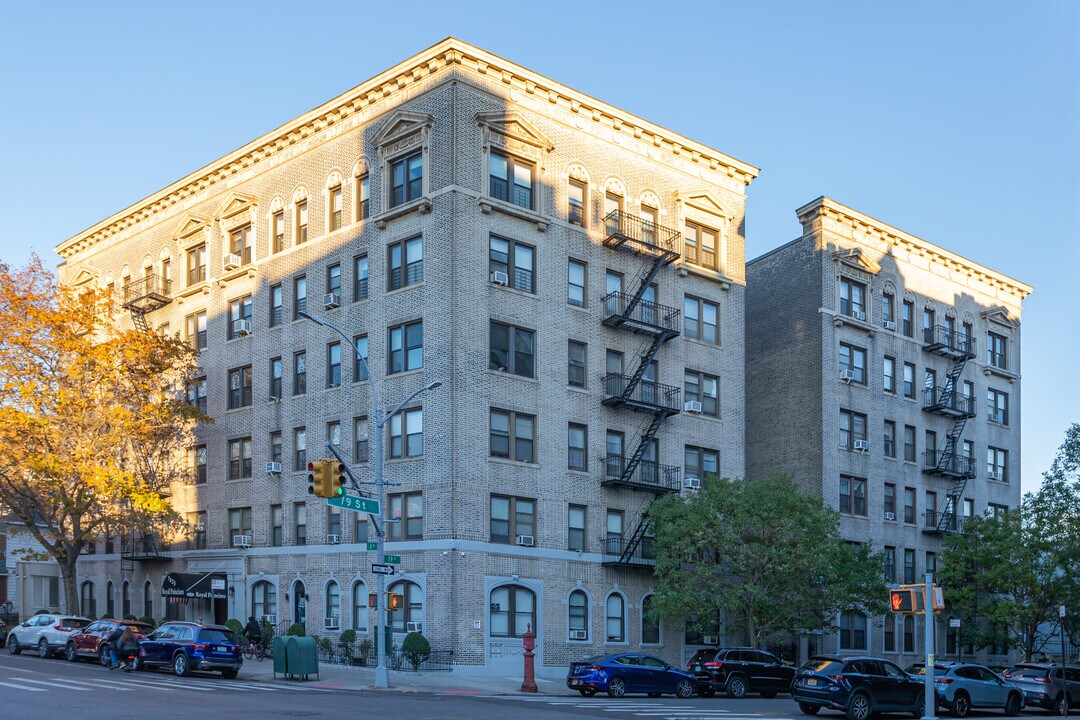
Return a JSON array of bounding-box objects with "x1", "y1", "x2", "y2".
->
[
  {"x1": 65, "y1": 619, "x2": 153, "y2": 665},
  {"x1": 567, "y1": 653, "x2": 697, "y2": 698},
  {"x1": 791, "y1": 655, "x2": 926, "y2": 720},
  {"x1": 6, "y1": 614, "x2": 91, "y2": 658},
  {"x1": 1001, "y1": 662, "x2": 1080, "y2": 715},
  {"x1": 922, "y1": 662, "x2": 1024, "y2": 717},
  {"x1": 134, "y1": 621, "x2": 242, "y2": 678},
  {"x1": 687, "y1": 646, "x2": 795, "y2": 698}
]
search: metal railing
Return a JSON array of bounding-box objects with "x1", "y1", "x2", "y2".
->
[
  {"x1": 602, "y1": 536, "x2": 656, "y2": 566},
  {"x1": 923, "y1": 325, "x2": 976, "y2": 359},
  {"x1": 925, "y1": 510, "x2": 966, "y2": 534},
  {"x1": 601, "y1": 456, "x2": 682, "y2": 492},
  {"x1": 602, "y1": 291, "x2": 681, "y2": 333},
  {"x1": 922, "y1": 387, "x2": 977, "y2": 417},
  {"x1": 121, "y1": 533, "x2": 168, "y2": 559},
  {"x1": 922, "y1": 450, "x2": 977, "y2": 478},
  {"x1": 602, "y1": 374, "x2": 681, "y2": 413},
  {"x1": 602, "y1": 211, "x2": 681, "y2": 255},
  {"x1": 122, "y1": 273, "x2": 172, "y2": 308}
]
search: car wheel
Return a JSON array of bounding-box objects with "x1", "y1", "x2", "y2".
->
[
  {"x1": 38, "y1": 638, "x2": 50, "y2": 658},
  {"x1": 1054, "y1": 695, "x2": 1068, "y2": 716},
  {"x1": 726, "y1": 675, "x2": 748, "y2": 699},
  {"x1": 173, "y1": 653, "x2": 191, "y2": 677},
  {"x1": 648, "y1": 692, "x2": 662, "y2": 698},
  {"x1": 221, "y1": 669, "x2": 238, "y2": 679},
  {"x1": 846, "y1": 692, "x2": 872, "y2": 720},
  {"x1": 762, "y1": 691, "x2": 778, "y2": 699},
  {"x1": 99, "y1": 647, "x2": 110, "y2": 666},
  {"x1": 580, "y1": 687, "x2": 596, "y2": 697},
  {"x1": 799, "y1": 703, "x2": 821, "y2": 715},
  {"x1": 1004, "y1": 692, "x2": 1021, "y2": 717},
  {"x1": 912, "y1": 694, "x2": 925, "y2": 719},
  {"x1": 132, "y1": 655, "x2": 144, "y2": 672},
  {"x1": 698, "y1": 687, "x2": 716, "y2": 698},
  {"x1": 66, "y1": 643, "x2": 78, "y2": 662},
  {"x1": 951, "y1": 692, "x2": 970, "y2": 718},
  {"x1": 8, "y1": 634, "x2": 21, "y2": 655},
  {"x1": 675, "y1": 679, "x2": 695, "y2": 699},
  {"x1": 607, "y1": 677, "x2": 627, "y2": 698}
]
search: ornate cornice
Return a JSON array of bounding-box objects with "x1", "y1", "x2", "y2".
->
[
  {"x1": 797, "y1": 196, "x2": 1033, "y2": 301},
  {"x1": 55, "y1": 37, "x2": 759, "y2": 260}
]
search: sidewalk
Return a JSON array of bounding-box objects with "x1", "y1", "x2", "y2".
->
[{"x1": 240, "y1": 657, "x2": 568, "y2": 696}]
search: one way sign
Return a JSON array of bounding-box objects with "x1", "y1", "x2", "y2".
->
[{"x1": 371, "y1": 563, "x2": 395, "y2": 576}]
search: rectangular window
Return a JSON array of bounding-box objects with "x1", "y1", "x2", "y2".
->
[
  {"x1": 489, "y1": 409, "x2": 535, "y2": 463},
  {"x1": 839, "y1": 475, "x2": 868, "y2": 516},
  {"x1": 926, "y1": 429, "x2": 938, "y2": 460},
  {"x1": 269, "y1": 284, "x2": 283, "y2": 327},
  {"x1": 354, "y1": 515, "x2": 368, "y2": 543},
  {"x1": 489, "y1": 235, "x2": 535, "y2": 293},
  {"x1": 568, "y1": 340, "x2": 587, "y2": 388},
  {"x1": 568, "y1": 423, "x2": 588, "y2": 472},
  {"x1": 228, "y1": 507, "x2": 253, "y2": 546},
  {"x1": 353, "y1": 335, "x2": 369, "y2": 382},
  {"x1": 296, "y1": 201, "x2": 308, "y2": 243},
  {"x1": 354, "y1": 417, "x2": 369, "y2": 463},
  {"x1": 388, "y1": 320, "x2": 423, "y2": 374},
  {"x1": 839, "y1": 277, "x2": 866, "y2": 319},
  {"x1": 489, "y1": 321, "x2": 535, "y2": 378},
  {"x1": 191, "y1": 444, "x2": 207, "y2": 484},
  {"x1": 839, "y1": 343, "x2": 867, "y2": 384},
  {"x1": 271, "y1": 505, "x2": 283, "y2": 547},
  {"x1": 684, "y1": 370, "x2": 719, "y2": 417},
  {"x1": 839, "y1": 612, "x2": 867, "y2": 650},
  {"x1": 187, "y1": 244, "x2": 207, "y2": 286},
  {"x1": 329, "y1": 185, "x2": 343, "y2": 231},
  {"x1": 904, "y1": 548, "x2": 916, "y2": 584},
  {"x1": 884, "y1": 484, "x2": 896, "y2": 519},
  {"x1": 390, "y1": 151, "x2": 423, "y2": 207},
  {"x1": 903, "y1": 362, "x2": 915, "y2": 399},
  {"x1": 229, "y1": 224, "x2": 252, "y2": 265},
  {"x1": 269, "y1": 432, "x2": 282, "y2": 465},
  {"x1": 902, "y1": 300, "x2": 914, "y2": 337},
  {"x1": 227, "y1": 365, "x2": 253, "y2": 409},
  {"x1": 294, "y1": 427, "x2": 306, "y2": 472},
  {"x1": 904, "y1": 488, "x2": 916, "y2": 524},
  {"x1": 923, "y1": 307, "x2": 936, "y2": 343},
  {"x1": 326, "y1": 263, "x2": 341, "y2": 304},
  {"x1": 684, "y1": 220, "x2": 719, "y2": 271},
  {"x1": 388, "y1": 492, "x2": 423, "y2": 540},
  {"x1": 568, "y1": 504, "x2": 586, "y2": 551},
  {"x1": 884, "y1": 420, "x2": 896, "y2": 458},
  {"x1": 882, "y1": 294, "x2": 895, "y2": 327},
  {"x1": 839, "y1": 409, "x2": 868, "y2": 449},
  {"x1": 988, "y1": 388, "x2": 1009, "y2": 424},
  {"x1": 326, "y1": 343, "x2": 341, "y2": 387},
  {"x1": 388, "y1": 236, "x2": 423, "y2": 290},
  {"x1": 904, "y1": 425, "x2": 916, "y2": 462},
  {"x1": 228, "y1": 437, "x2": 253, "y2": 480},
  {"x1": 228, "y1": 295, "x2": 253, "y2": 339},
  {"x1": 189, "y1": 511, "x2": 207, "y2": 549},
  {"x1": 269, "y1": 357, "x2": 282, "y2": 400},
  {"x1": 884, "y1": 615, "x2": 896, "y2": 652},
  {"x1": 293, "y1": 351, "x2": 306, "y2": 395},
  {"x1": 987, "y1": 446, "x2": 1008, "y2": 482},
  {"x1": 328, "y1": 506, "x2": 342, "y2": 537},
  {"x1": 186, "y1": 377, "x2": 207, "y2": 413},
  {"x1": 883, "y1": 356, "x2": 896, "y2": 393},
  {"x1": 684, "y1": 295, "x2": 719, "y2": 344},
  {"x1": 353, "y1": 255, "x2": 368, "y2": 302},
  {"x1": 926, "y1": 551, "x2": 937, "y2": 575},
  {"x1": 273, "y1": 211, "x2": 285, "y2": 253},
  {"x1": 568, "y1": 259, "x2": 586, "y2": 307},
  {"x1": 357, "y1": 174, "x2": 369, "y2": 220},
  {"x1": 987, "y1": 332, "x2": 1007, "y2": 369},
  {"x1": 606, "y1": 509, "x2": 624, "y2": 545},
  {"x1": 568, "y1": 179, "x2": 585, "y2": 226},
  {"x1": 389, "y1": 408, "x2": 423, "y2": 458},
  {"x1": 903, "y1": 615, "x2": 916, "y2": 652},
  {"x1": 294, "y1": 502, "x2": 307, "y2": 546},
  {"x1": 490, "y1": 495, "x2": 535, "y2": 544},
  {"x1": 489, "y1": 150, "x2": 533, "y2": 209},
  {"x1": 327, "y1": 421, "x2": 340, "y2": 450},
  {"x1": 186, "y1": 311, "x2": 207, "y2": 350},
  {"x1": 293, "y1": 275, "x2": 307, "y2": 320},
  {"x1": 685, "y1": 445, "x2": 719, "y2": 481}
]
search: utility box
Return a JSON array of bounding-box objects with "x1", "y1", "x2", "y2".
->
[{"x1": 284, "y1": 636, "x2": 320, "y2": 680}]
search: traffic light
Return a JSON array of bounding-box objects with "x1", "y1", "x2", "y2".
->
[
  {"x1": 307, "y1": 459, "x2": 333, "y2": 498},
  {"x1": 889, "y1": 588, "x2": 916, "y2": 614},
  {"x1": 368, "y1": 592, "x2": 378, "y2": 609},
  {"x1": 386, "y1": 592, "x2": 403, "y2": 611},
  {"x1": 331, "y1": 461, "x2": 347, "y2": 498}
]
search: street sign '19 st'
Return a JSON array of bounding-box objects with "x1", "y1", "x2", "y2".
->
[{"x1": 327, "y1": 494, "x2": 381, "y2": 515}]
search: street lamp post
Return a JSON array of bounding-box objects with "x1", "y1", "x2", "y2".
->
[{"x1": 298, "y1": 310, "x2": 441, "y2": 689}]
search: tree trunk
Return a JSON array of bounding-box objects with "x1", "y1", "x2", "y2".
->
[{"x1": 58, "y1": 552, "x2": 80, "y2": 615}]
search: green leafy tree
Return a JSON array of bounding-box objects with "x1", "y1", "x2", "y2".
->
[
  {"x1": 401, "y1": 631, "x2": 430, "y2": 671},
  {"x1": 940, "y1": 424, "x2": 1080, "y2": 660},
  {"x1": 648, "y1": 474, "x2": 887, "y2": 646}
]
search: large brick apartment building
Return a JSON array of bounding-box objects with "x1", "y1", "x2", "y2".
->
[{"x1": 57, "y1": 38, "x2": 757, "y2": 674}]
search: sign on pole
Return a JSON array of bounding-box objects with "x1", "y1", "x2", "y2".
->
[
  {"x1": 366, "y1": 542, "x2": 378, "y2": 551},
  {"x1": 384, "y1": 555, "x2": 401, "y2": 564},
  {"x1": 328, "y1": 494, "x2": 381, "y2": 515},
  {"x1": 371, "y1": 563, "x2": 395, "y2": 576}
]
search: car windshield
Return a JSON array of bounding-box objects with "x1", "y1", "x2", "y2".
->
[
  {"x1": 804, "y1": 659, "x2": 844, "y2": 675},
  {"x1": 689, "y1": 650, "x2": 715, "y2": 664},
  {"x1": 1008, "y1": 666, "x2": 1048, "y2": 678},
  {"x1": 199, "y1": 629, "x2": 237, "y2": 644}
]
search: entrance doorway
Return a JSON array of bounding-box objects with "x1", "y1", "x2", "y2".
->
[{"x1": 293, "y1": 581, "x2": 306, "y2": 627}]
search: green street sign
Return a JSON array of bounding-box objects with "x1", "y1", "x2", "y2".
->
[
  {"x1": 327, "y1": 494, "x2": 381, "y2": 515},
  {"x1": 366, "y1": 542, "x2": 378, "y2": 551},
  {"x1": 385, "y1": 555, "x2": 401, "y2": 564}
]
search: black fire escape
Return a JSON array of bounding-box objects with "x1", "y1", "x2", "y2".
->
[
  {"x1": 121, "y1": 272, "x2": 173, "y2": 332},
  {"x1": 921, "y1": 325, "x2": 977, "y2": 535},
  {"x1": 120, "y1": 531, "x2": 169, "y2": 577},
  {"x1": 598, "y1": 211, "x2": 682, "y2": 568}
]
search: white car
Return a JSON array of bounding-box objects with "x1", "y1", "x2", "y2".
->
[{"x1": 7, "y1": 614, "x2": 90, "y2": 658}]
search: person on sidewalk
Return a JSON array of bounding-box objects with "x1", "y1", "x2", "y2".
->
[{"x1": 105, "y1": 624, "x2": 126, "y2": 669}]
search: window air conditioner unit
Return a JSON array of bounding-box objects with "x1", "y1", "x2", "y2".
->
[
  {"x1": 684, "y1": 400, "x2": 703, "y2": 414},
  {"x1": 490, "y1": 271, "x2": 509, "y2": 286},
  {"x1": 266, "y1": 461, "x2": 282, "y2": 474},
  {"x1": 884, "y1": 512, "x2": 896, "y2": 521},
  {"x1": 854, "y1": 440, "x2": 869, "y2": 451},
  {"x1": 223, "y1": 253, "x2": 242, "y2": 271},
  {"x1": 324, "y1": 617, "x2": 339, "y2": 630},
  {"x1": 323, "y1": 292, "x2": 340, "y2": 310},
  {"x1": 883, "y1": 320, "x2": 897, "y2": 331},
  {"x1": 235, "y1": 319, "x2": 252, "y2": 336},
  {"x1": 406, "y1": 621, "x2": 423, "y2": 634},
  {"x1": 263, "y1": 615, "x2": 276, "y2": 625},
  {"x1": 852, "y1": 310, "x2": 866, "y2": 321},
  {"x1": 987, "y1": 471, "x2": 1001, "y2": 481},
  {"x1": 233, "y1": 534, "x2": 252, "y2": 548},
  {"x1": 569, "y1": 629, "x2": 588, "y2": 641},
  {"x1": 326, "y1": 534, "x2": 340, "y2": 545},
  {"x1": 840, "y1": 369, "x2": 855, "y2": 383},
  {"x1": 702, "y1": 635, "x2": 719, "y2": 645},
  {"x1": 684, "y1": 477, "x2": 701, "y2": 490},
  {"x1": 516, "y1": 535, "x2": 535, "y2": 547}
]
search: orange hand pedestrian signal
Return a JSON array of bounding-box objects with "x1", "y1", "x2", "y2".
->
[{"x1": 889, "y1": 589, "x2": 916, "y2": 613}]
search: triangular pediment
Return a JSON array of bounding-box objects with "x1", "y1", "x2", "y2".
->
[
  {"x1": 171, "y1": 213, "x2": 211, "y2": 240},
  {"x1": 70, "y1": 266, "x2": 100, "y2": 286},
  {"x1": 981, "y1": 305, "x2": 1020, "y2": 328},
  {"x1": 475, "y1": 111, "x2": 554, "y2": 151},
  {"x1": 215, "y1": 191, "x2": 258, "y2": 220},
  {"x1": 677, "y1": 187, "x2": 735, "y2": 220},
  {"x1": 371, "y1": 110, "x2": 435, "y2": 147},
  {"x1": 832, "y1": 248, "x2": 881, "y2": 274}
]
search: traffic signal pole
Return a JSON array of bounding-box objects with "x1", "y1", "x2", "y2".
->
[{"x1": 922, "y1": 572, "x2": 938, "y2": 720}]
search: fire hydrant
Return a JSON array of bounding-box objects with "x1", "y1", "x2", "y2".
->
[{"x1": 521, "y1": 623, "x2": 538, "y2": 693}]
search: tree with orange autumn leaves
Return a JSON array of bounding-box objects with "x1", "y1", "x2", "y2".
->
[{"x1": 0, "y1": 257, "x2": 205, "y2": 614}]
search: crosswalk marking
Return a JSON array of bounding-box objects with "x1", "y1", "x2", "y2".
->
[
  {"x1": 16, "y1": 677, "x2": 92, "y2": 691},
  {"x1": 0, "y1": 679, "x2": 46, "y2": 692},
  {"x1": 51, "y1": 677, "x2": 137, "y2": 691},
  {"x1": 93, "y1": 677, "x2": 175, "y2": 691},
  {"x1": 480, "y1": 695, "x2": 792, "y2": 720}
]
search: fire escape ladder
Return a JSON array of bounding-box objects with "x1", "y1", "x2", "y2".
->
[
  {"x1": 621, "y1": 336, "x2": 667, "y2": 400},
  {"x1": 129, "y1": 311, "x2": 149, "y2": 333},
  {"x1": 619, "y1": 414, "x2": 666, "y2": 487},
  {"x1": 620, "y1": 515, "x2": 651, "y2": 564},
  {"x1": 934, "y1": 351, "x2": 972, "y2": 473}
]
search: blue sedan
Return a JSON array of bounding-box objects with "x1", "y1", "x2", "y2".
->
[{"x1": 567, "y1": 653, "x2": 697, "y2": 698}]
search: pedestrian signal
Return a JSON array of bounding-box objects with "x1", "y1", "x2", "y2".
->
[{"x1": 889, "y1": 589, "x2": 916, "y2": 614}]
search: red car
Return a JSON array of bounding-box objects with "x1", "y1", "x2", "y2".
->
[{"x1": 65, "y1": 619, "x2": 153, "y2": 665}]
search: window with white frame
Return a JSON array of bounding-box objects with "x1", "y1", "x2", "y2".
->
[
  {"x1": 568, "y1": 589, "x2": 588, "y2": 639},
  {"x1": 389, "y1": 408, "x2": 423, "y2": 458},
  {"x1": 490, "y1": 584, "x2": 536, "y2": 638},
  {"x1": 605, "y1": 593, "x2": 626, "y2": 642}
]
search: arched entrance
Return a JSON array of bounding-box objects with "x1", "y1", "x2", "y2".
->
[{"x1": 293, "y1": 581, "x2": 306, "y2": 627}]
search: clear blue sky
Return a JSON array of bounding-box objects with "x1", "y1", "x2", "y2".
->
[{"x1": 2, "y1": 1, "x2": 1075, "y2": 494}]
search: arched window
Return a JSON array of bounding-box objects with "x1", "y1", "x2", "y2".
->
[
  {"x1": 388, "y1": 580, "x2": 422, "y2": 632},
  {"x1": 352, "y1": 581, "x2": 368, "y2": 631},
  {"x1": 641, "y1": 594, "x2": 660, "y2": 644},
  {"x1": 121, "y1": 581, "x2": 131, "y2": 618},
  {"x1": 605, "y1": 593, "x2": 625, "y2": 642},
  {"x1": 80, "y1": 581, "x2": 95, "y2": 617},
  {"x1": 568, "y1": 589, "x2": 588, "y2": 640},
  {"x1": 293, "y1": 581, "x2": 307, "y2": 625},
  {"x1": 106, "y1": 581, "x2": 114, "y2": 618},
  {"x1": 143, "y1": 581, "x2": 153, "y2": 619},
  {"x1": 326, "y1": 581, "x2": 341, "y2": 621},
  {"x1": 252, "y1": 581, "x2": 277, "y2": 621},
  {"x1": 490, "y1": 584, "x2": 536, "y2": 638}
]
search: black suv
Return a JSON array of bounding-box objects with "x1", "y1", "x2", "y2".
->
[
  {"x1": 687, "y1": 647, "x2": 795, "y2": 698},
  {"x1": 792, "y1": 655, "x2": 926, "y2": 720}
]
